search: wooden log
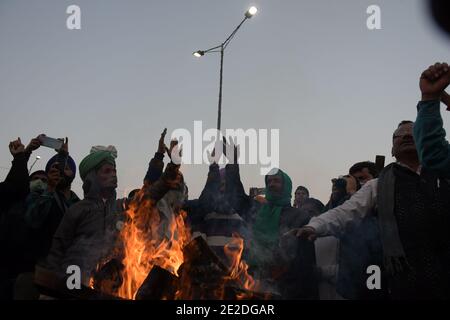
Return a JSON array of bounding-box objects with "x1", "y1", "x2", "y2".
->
[
  {"x1": 135, "y1": 266, "x2": 178, "y2": 300},
  {"x1": 92, "y1": 258, "x2": 124, "y2": 297},
  {"x1": 182, "y1": 236, "x2": 228, "y2": 274}
]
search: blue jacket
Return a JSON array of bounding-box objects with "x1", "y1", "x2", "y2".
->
[{"x1": 414, "y1": 100, "x2": 450, "y2": 178}]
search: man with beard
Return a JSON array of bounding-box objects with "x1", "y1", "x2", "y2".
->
[
  {"x1": 291, "y1": 117, "x2": 450, "y2": 299},
  {"x1": 254, "y1": 169, "x2": 318, "y2": 299}
]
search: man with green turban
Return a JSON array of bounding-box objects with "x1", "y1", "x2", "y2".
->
[
  {"x1": 44, "y1": 145, "x2": 183, "y2": 289},
  {"x1": 79, "y1": 146, "x2": 117, "y2": 181}
]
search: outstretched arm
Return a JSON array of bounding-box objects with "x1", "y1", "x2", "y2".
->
[
  {"x1": 142, "y1": 139, "x2": 183, "y2": 203},
  {"x1": 0, "y1": 137, "x2": 36, "y2": 207},
  {"x1": 143, "y1": 129, "x2": 167, "y2": 185},
  {"x1": 414, "y1": 62, "x2": 450, "y2": 177},
  {"x1": 224, "y1": 139, "x2": 251, "y2": 217},
  {"x1": 287, "y1": 179, "x2": 378, "y2": 239}
]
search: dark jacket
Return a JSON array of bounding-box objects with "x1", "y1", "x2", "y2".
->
[
  {"x1": 414, "y1": 100, "x2": 450, "y2": 178},
  {"x1": 25, "y1": 190, "x2": 80, "y2": 265},
  {"x1": 0, "y1": 152, "x2": 32, "y2": 274},
  {"x1": 45, "y1": 196, "x2": 127, "y2": 284},
  {"x1": 144, "y1": 152, "x2": 165, "y2": 185},
  {"x1": 0, "y1": 152, "x2": 30, "y2": 214},
  {"x1": 377, "y1": 163, "x2": 450, "y2": 299},
  {"x1": 0, "y1": 152, "x2": 32, "y2": 299},
  {"x1": 187, "y1": 163, "x2": 249, "y2": 262}
]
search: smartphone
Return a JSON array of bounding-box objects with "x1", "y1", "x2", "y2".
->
[
  {"x1": 375, "y1": 155, "x2": 385, "y2": 172},
  {"x1": 39, "y1": 136, "x2": 63, "y2": 150}
]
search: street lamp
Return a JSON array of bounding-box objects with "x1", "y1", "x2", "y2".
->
[
  {"x1": 245, "y1": 6, "x2": 258, "y2": 18},
  {"x1": 193, "y1": 6, "x2": 258, "y2": 131},
  {"x1": 29, "y1": 155, "x2": 41, "y2": 174}
]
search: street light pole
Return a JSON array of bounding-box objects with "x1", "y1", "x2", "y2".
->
[
  {"x1": 218, "y1": 45, "x2": 224, "y2": 131},
  {"x1": 193, "y1": 6, "x2": 257, "y2": 132},
  {"x1": 29, "y1": 155, "x2": 41, "y2": 174}
]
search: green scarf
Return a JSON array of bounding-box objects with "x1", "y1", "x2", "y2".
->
[{"x1": 252, "y1": 169, "x2": 292, "y2": 265}]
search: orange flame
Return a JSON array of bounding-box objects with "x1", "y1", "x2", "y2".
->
[
  {"x1": 117, "y1": 191, "x2": 190, "y2": 300},
  {"x1": 223, "y1": 233, "x2": 259, "y2": 299},
  {"x1": 88, "y1": 276, "x2": 95, "y2": 289},
  {"x1": 95, "y1": 188, "x2": 263, "y2": 300}
]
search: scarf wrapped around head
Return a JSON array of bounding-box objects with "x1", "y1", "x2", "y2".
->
[
  {"x1": 253, "y1": 168, "x2": 292, "y2": 252},
  {"x1": 45, "y1": 155, "x2": 77, "y2": 177},
  {"x1": 79, "y1": 145, "x2": 117, "y2": 181}
]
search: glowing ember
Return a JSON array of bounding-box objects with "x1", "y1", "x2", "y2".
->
[{"x1": 89, "y1": 276, "x2": 95, "y2": 289}]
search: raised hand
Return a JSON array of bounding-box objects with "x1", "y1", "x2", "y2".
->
[
  {"x1": 167, "y1": 139, "x2": 183, "y2": 165},
  {"x1": 58, "y1": 137, "x2": 69, "y2": 155},
  {"x1": 25, "y1": 135, "x2": 42, "y2": 153},
  {"x1": 158, "y1": 128, "x2": 167, "y2": 154},
  {"x1": 206, "y1": 139, "x2": 223, "y2": 165},
  {"x1": 9, "y1": 138, "x2": 25, "y2": 157},
  {"x1": 420, "y1": 62, "x2": 450, "y2": 101},
  {"x1": 283, "y1": 226, "x2": 317, "y2": 241},
  {"x1": 223, "y1": 136, "x2": 240, "y2": 164}
]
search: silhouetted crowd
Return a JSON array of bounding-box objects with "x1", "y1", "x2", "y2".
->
[{"x1": 1, "y1": 63, "x2": 449, "y2": 300}]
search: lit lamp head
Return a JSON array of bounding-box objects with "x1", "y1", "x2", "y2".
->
[
  {"x1": 245, "y1": 6, "x2": 258, "y2": 18},
  {"x1": 193, "y1": 50, "x2": 205, "y2": 58}
]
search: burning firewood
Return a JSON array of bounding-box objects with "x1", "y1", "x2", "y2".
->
[
  {"x1": 92, "y1": 258, "x2": 124, "y2": 297},
  {"x1": 171, "y1": 236, "x2": 274, "y2": 300},
  {"x1": 135, "y1": 266, "x2": 178, "y2": 300},
  {"x1": 173, "y1": 236, "x2": 229, "y2": 299},
  {"x1": 182, "y1": 236, "x2": 229, "y2": 273}
]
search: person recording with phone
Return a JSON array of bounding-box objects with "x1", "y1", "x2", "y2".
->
[
  {"x1": 24, "y1": 137, "x2": 80, "y2": 260},
  {"x1": 14, "y1": 136, "x2": 80, "y2": 299}
]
